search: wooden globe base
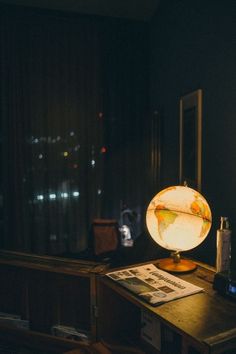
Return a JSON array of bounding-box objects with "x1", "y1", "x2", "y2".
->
[{"x1": 157, "y1": 258, "x2": 197, "y2": 273}]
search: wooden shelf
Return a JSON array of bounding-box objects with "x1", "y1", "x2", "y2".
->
[
  {"x1": 0, "y1": 250, "x2": 108, "y2": 349},
  {"x1": 1, "y1": 252, "x2": 236, "y2": 354}
]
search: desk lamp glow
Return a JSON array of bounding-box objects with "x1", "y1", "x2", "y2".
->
[{"x1": 146, "y1": 185, "x2": 212, "y2": 272}]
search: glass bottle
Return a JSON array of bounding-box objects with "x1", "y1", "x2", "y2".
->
[{"x1": 216, "y1": 216, "x2": 231, "y2": 273}]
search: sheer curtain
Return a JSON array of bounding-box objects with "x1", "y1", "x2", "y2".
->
[
  {"x1": 0, "y1": 5, "x2": 152, "y2": 257},
  {"x1": 1, "y1": 6, "x2": 105, "y2": 255}
]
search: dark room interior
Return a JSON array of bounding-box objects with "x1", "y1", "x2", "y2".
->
[{"x1": 0, "y1": 1, "x2": 236, "y2": 353}]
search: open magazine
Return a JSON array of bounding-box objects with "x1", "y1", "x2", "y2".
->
[{"x1": 106, "y1": 263, "x2": 203, "y2": 306}]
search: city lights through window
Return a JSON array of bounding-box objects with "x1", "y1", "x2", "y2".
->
[{"x1": 36, "y1": 191, "x2": 80, "y2": 201}]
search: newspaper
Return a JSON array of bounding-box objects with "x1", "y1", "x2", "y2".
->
[{"x1": 106, "y1": 263, "x2": 203, "y2": 306}]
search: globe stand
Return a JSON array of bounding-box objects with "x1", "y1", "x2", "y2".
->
[{"x1": 157, "y1": 251, "x2": 197, "y2": 273}]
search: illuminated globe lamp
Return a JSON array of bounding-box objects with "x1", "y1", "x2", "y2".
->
[{"x1": 146, "y1": 185, "x2": 212, "y2": 273}]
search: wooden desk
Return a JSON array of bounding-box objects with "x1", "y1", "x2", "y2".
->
[{"x1": 97, "y1": 260, "x2": 236, "y2": 354}]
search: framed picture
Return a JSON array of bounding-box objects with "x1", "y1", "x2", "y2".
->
[{"x1": 179, "y1": 89, "x2": 202, "y2": 191}]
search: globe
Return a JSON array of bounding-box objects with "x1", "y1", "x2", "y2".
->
[{"x1": 146, "y1": 185, "x2": 212, "y2": 272}]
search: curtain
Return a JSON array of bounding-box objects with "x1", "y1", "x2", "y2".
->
[
  {"x1": 1, "y1": 6, "x2": 104, "y2": 255},
  {"x1": 0, "y1": 5, "x2": 151, "y2": 257}
]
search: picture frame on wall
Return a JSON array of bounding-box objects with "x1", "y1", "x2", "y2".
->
[{"x1": 179, "y1": 89, "x2": 202, "y2": 191}]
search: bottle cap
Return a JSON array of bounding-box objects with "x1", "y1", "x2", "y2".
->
[{"x1": 220, "y1": 216, "x2": 230, "y2": 229}]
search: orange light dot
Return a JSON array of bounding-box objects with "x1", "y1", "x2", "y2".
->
[{"x1": 100, "y1": 146, "x2": 107, "y2": 153}]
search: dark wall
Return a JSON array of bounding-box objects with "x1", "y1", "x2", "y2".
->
[{"x1": 149, "y1": 0, "x2": 236, "y2": 270}]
